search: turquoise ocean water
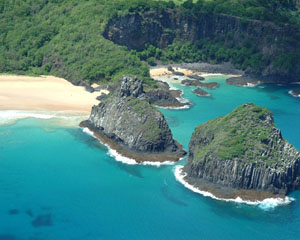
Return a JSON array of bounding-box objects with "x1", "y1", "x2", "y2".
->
[{"x1": 1, "y1": 76, "x2": 300, "y2": 240}]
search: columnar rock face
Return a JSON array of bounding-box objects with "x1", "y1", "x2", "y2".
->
[
  {"x1": 104, "y1": 9, "x2": 300, "y2": 82},
  {"x1": 81, "y1": 76, "x2": 186, "y2": 162},
  {"x1": 183, "y1": 103, "x2": 300, "y2": 197}
]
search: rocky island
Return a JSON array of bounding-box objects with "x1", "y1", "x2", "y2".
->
[
  {"x1": 80, "y1": 76, "x2": 186, "y2": 163},
  {"x1": 181, "y1": 103, "x2": 300, "y2": 201},
  {"x1": 192, "y1": 88, "x2": 211, "y2": 97}
]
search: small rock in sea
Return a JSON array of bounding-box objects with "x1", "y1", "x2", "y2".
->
[
  {"x1": 289, "y1": 89, "x2": 300, "y2": 97},
  {"x1": 192, "y1": 88, "x2": 211, "y2": 97},
  {"x1": 187, "y1": 75, "x2": 205, "y2": 81}
]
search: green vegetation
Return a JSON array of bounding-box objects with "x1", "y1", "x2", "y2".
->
[
  {"x1": 136, "y1": 38, "x2": 269, "y2": 73},
  {"x1": 125, "y1": 96, "x2": 161, "y2": 141},
  {"x1": 0, "y1": 0, "x2": 299, "y2": 85},
  {"x1": 191, "y1": 103, "x2": 288, "y2": 167}
]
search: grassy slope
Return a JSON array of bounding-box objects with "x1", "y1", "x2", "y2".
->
[{"x1": 191, "y1": 103, "x2": 290, "y2": 167}]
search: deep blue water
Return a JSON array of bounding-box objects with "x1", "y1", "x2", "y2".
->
[{"x1": 1, "y1": 76, "x2": 300, "y2": 240}]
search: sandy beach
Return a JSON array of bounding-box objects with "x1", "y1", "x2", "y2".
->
[
  {"x1": 0, "y1": 75, "x2": 108, "y2": 112},
  {"x1": 150, "y1": 63, "x2": 244, "y2": 78}
]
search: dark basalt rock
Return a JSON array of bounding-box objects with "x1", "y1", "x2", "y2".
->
[
  {"x1": 173, "y1": 71, "x2": 184, "y2": 76},
  {"x1": 187, "y1": 75, "x2": 205, "y2": 81},
  {"x1": 226, "y1": 76, "x2": 259, "y2": 87},
  {"x1": 193, "y1": 88, "x2": 211, "y2": 97},
  {"x1": 80, "y1": 76, "x2": 186, "y2": 162},
  {"x1": 145, "y1": 81, "x2": 188, "y2": 108},
  {"x1": 183, "y1": 103, "x2": 300, "y2": 200},
  {"x1": 182, "y1": 79, "x2": 201, "y2": 86},
  {"x1": 96, "y1": 93, "x2": 108, "y2": 101},
  {"x1": 182, "y1": 80, "x2": 219, "y2": 89},
  {"x1": 198, "y1": 82, "x2": 219, "y2": 89},
  {"x1": 167, "y1": 66, "x2": 174, "y2": 72}
]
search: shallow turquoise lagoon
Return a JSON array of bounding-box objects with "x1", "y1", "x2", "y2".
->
[{"x1": 1, "y1": 76, "x2": 300, "y2": 240}]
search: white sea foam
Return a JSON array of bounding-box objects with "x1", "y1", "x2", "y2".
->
[
  {"x1": 82, "y1": 127, "x2": 96, "y2": 137},
  {"x1": 81, "y1": 127, "x2": 180, "y2": 166},
  {"x1": 0, "y1": 110, "x2": 88, "y2": 126},
  {"x1": 157, "y1": 104, "x2": 191, "y2": 110},
  {"x1": 243, "y1": 82, "x2": 260, "y2": 88},
  {"x1": 288, "y1": 90, "x2": 300, "y2": 98},
  {"x1": 174, "y1": 165, "x2": 294, "y2": 209}
]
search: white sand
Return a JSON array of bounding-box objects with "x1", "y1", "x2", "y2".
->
[
  {"x1": 150, "y1": 67, "x2": 242, "y2": 78},
  {"x1": 0, "y1": 75, "x2": 108, "y2": 112},
  {"x1": 150, "y1": 67, "x2": 194, "y2": 77}
]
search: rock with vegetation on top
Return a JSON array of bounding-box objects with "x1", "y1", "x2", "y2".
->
[
  {"x1": 183, "y1": 103, "x2": 300, "y2": 200},
  {"x1": 80, "y1": 76, "x2": 186, "y2": 162}
]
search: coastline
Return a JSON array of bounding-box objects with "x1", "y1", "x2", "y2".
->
[
  {"x1": 150, "y1": 62, "x2": 244, "y2": 78},
  {"x1": 0, "y1": 74, "x2": 108, "y2": 111},
  {"x1": 80, "y1": 121, "x2": 186, "y2": 165},
  {"x1": 174, "y1": 165, "x2": 294, "y2": 208}
]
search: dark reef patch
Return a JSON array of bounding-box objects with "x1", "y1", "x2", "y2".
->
[
  {"x1": 8, "y1": 209, "x2": 19, "y2": 215},
  {"x1": 31, "y1": 214, "x2": 53, "y2": 228},
  {"x1": 0, "y1": 234, "x2": 19, "y2": 240}
]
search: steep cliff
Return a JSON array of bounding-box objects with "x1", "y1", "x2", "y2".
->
[
  {"x1": 104, "y1": 9, "x2": 300, "y2": 82},
  {"x1": 183, "y1": 103, "x2": 300, "y2": 200},
  {"x1": 80, "y1": 76, "x2": 186, "y2": 162}
]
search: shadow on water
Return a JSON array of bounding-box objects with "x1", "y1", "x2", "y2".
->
[
  {"x1": 68, "y1": 127, "x2": 145, "y2": 178},
  {"x1": 67, "y1": 128, "x2": 107, "y2": 151},
  {"x1": 161, "y1": 180, "x2": 187, "y2": 207},
  {"x1": 165, "y1": 116, "x2": 181, "y2": 127}
]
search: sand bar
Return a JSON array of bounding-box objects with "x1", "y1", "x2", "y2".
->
[{"x1": 0, "y1": 75, "x2": 108, "y2": 111}]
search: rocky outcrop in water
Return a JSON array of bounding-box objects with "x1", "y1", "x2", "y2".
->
[
  {"x1": 182, "y1": 80, "x2": 219, "y2": 89},
  {"x1": 289, "y1": 89, "x2": 300, "y2": 98},
  {"x1": 80, "y1": 76, "x2": 186, "y2": 162},
  {"x1": 193, "y1": 88, "x2": 211, "y2": 97},
  {"x1": 145, "y1": 81, "x2": 189, "y2": 108},
  {"x1": 183, "y1": 103, "x2": 300, "y2": 200}
]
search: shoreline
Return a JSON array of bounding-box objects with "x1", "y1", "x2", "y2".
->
[
  {"x1": 174, "y1": 166, "x2": 294, "y2": 208},
  {"x1": 0, "y1": 74, "x2": 108, "y2": 112},
  {"x1": 0, "y1": 109, "x2": 90, "y2": 127},
  {"x1": 150, "y1": 62, "x2": 244, "y2": 78},
  {"x1": 80, "y1": 121, "x2": 186, "y2": 165}
]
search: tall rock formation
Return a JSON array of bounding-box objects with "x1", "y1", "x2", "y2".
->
[
  {"x1": 183, "y1": 103, "x2": 300, "y2": 200},
  {"x1": 80, "y1": 76, "x2": 186, "y2": 162}
]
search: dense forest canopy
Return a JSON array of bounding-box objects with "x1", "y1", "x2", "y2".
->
[{"x1": 0, "y1": 0, "x2": 299, "y2": 85}]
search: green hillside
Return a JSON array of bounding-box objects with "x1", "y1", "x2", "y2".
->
[{"x1": 0, "y1": 0, "x2": 299, "y2": 85}]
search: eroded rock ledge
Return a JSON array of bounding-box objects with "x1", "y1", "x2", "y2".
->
[
  {"x1": 183, "y1": 103, "x2": 300, "y2": 200},
  {"x1": 80, "y1": 76, "x2": 186, "y2": 163}
]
